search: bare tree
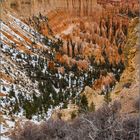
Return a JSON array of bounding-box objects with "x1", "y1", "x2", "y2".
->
[{"x1": 10, "y1": 101, "x2": 139, "y2": 140}]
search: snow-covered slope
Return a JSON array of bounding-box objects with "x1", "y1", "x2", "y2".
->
[{"x1": 0, "y1": 10, "x2": 92, "y2": 137}]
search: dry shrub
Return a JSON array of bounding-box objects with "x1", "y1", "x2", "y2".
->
[{"x1": 10, "y1": 101, "x2": 139, "y2": 140}]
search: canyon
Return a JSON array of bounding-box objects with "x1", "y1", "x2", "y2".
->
[{"x1": 0, "y1": 0, "x2": 139, "y2": 139}]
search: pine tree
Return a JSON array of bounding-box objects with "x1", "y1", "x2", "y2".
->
[
  {"x1": 89, "y1": 102, "x2": 95, "y2": 112},
  {"x1": 104, "y1": 93, "x2": 112, "y2": 104},
  {"x1": 9, "y1": 87, "x2": 15, "y2": 98},
  {"x1": 80, "y1": 95, "x2": 89, "y2": 112}
]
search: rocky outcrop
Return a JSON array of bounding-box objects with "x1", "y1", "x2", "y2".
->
[
  {"x1": 82, "y1": 86, "x2": 105, "y2": 109},
  {"x1": 51, "y1": 104, "x2": 79, "y2": 121}
]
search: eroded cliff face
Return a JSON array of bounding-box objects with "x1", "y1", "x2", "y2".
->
[
  {"x1": 2, "y1": 0, "x2": 98, "y2": 17},
  {"x1": 110, "y1": 18, "x2": 139, "y2": 117},
  {"x1": 51, "y1": 18, "x2": 139, "y2": 121}
]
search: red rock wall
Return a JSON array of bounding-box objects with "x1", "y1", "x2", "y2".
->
[{"x1": 2, "y1": 0, "x2": 98, "y2": 17}]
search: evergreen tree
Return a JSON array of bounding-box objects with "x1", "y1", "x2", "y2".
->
[
  {"x1": 9, "y1": 87, "x2": 15, "y2": 98},
  {"x1": 80, "y1": 95, "x2": 89, "y2": 112},
  {"x1": 89, "y1": 102, "x2": 95, "y2": 112},
  {"x1": 104, "y1": 93, "x2": 112, "y2": 104}
]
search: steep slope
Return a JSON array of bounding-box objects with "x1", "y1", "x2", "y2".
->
[
  {"x1": 111, "y1": 18, "x2": 139, "y2": 117},
  {"x1": 0, "y1": 8, "x2": 104, "y2": 138}
]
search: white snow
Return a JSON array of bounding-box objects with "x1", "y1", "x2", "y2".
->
[{"x1": 0, "y1": 136, "x2": 10, "y2": 140}]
